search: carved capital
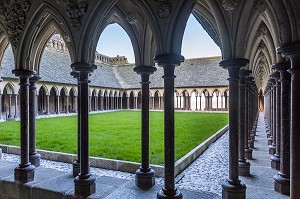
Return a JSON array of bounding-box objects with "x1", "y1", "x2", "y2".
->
[
  {"x1": 57, "y1": 0, "x2": 88, "y2": 30},
  {"x1": 0, "y1": 0, "x2": 31, "y2": 49}
]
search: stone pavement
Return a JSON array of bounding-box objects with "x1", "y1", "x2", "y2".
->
[
  {"x1": 0, "y1": 112, "x2": 290, "y2": 198},
  {"x1": 240, "y1": 113, "x2": 289, "y2": 199}
]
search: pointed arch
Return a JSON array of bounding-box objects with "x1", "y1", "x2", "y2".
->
[{"x1": 16, "y1": 2, "x2": 75, "y2": 71}]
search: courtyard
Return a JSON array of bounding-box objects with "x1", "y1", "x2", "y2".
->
[{"x1": 0, "y1": 110, "x2": 228, "y2": 165}]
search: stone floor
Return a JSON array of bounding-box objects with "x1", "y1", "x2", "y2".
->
[
  {"x1": 0, "y1": 113, "x2": 290, "y2": 198},
  {"x1": 239, "y1": 113, "x2": 289, "y2": 199}
]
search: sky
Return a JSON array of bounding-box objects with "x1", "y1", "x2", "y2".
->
[{"x1": 96, "y1": 15, "x2": 221, "y2": 63}]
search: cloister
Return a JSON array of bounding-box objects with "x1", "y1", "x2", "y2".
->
[
  {"x1": 0, "y1": 0, "x2": 299, "y2": 199},
  {"x1": 0, "y1": 36, "x2": 229, "y2": 120}
]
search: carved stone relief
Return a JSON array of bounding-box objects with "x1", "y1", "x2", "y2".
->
[
  {"x1": 157, "y1": 2, "x2": 172, "y2": 18},
  {"x1": 222, "y1": 0, "x2": 238, "y2": 11},
  {"x1": 57, "y1": 0, "x2": 88, "y2": 30},
  {"x1": 251, "y1": 0, "x2": 267, "y2": 14},
  {"x1": 0, "y1": 0, "x2": 31, "y2": 49}
]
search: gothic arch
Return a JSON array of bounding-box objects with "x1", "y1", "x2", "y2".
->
[
  {"x1": 3, "y1": 82, "x2": 16, "y2": 95},
  {"x1": 0, "y1": 31, "x2": 9, "y2": 67},
  {"x1": 38, "y1": 85, "x2": 50, "y2": 96},
  {"x1": 16, "y1": 3, "x2": 75, "y2": 71}
]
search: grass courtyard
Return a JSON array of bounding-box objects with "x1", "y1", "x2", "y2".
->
[{"x1": 0, "y1": 111, "x2": 228, "y2": 165}]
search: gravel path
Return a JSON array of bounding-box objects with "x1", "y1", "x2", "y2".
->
[
  {"x1": 176, "y1": 132, "x2": 228, "y2": 195},
  {"x1": 2, "y1": 131, "x2": 229, "y2": 195}
]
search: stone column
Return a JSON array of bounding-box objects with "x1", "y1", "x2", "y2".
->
[
  {"x1": 12, "y1": 69, "x2": 35, "y2": 183},
  {"x1": 29, "y1": 75, "x2": 41, "y2": 167},
  {"x1": 245, "y1": 77, "x2": 253, "y2": 159},
  {"x1": 248, "y1": 80, "x2": 255, "y2": 148},
  {"x1": 216, "y1": 95, "x2": 219, "y2": 111},
  {"x1": 179, "y1": 96, "x2": 182, "y2": 109},
  {"x1": 155, "y1": 54, "x2": 184, "y2": 199},
  {"x1": 273, "y1": 62, "x2": 290, "y2": 195},
  {"x1": 270, "y1": 70, "x2": 281, "y2": 170},
  {"x1": 127, "y1": 97, "x2": 130, "y2": 109},
  {"x1": 65, "y1": 95, "x2": 69, "y2": 114},
  {"x1": 209, "y1": 96, "x2": 212, "y2": 110},
  {"x1": 96, "y1": 96, "x2": 99, "y2": 111},
  {"x1": 8, "y1": 94, "x2": 12, "y2": 118},
  {"x1": 14, "y1": 94, "x2": 18, "y2": 118},
  {"x1": 220, "y1": 59, "x2": 248, "y2": 199},
  {"x1": 74, "y1": 96, "x2": 78, "y2": 113},
  {"x1": 46, "y1": 95, "x2": 50, "y2": 115},
  {"x1": 199, "y1": 96, "x2": 202, "y2": 111},
  {"x1": 221, "y1": 95, "x2": 224, "y2": 111},
  {"x1": 277, "y1": 41, "x2": 300, "y2": 199},
  {"x1": 71, "y1": 63, "x2": 96, "y2": 197},
  {"x1": 269, "y1": 76, "x2": 276, "y2": 155},
  {"x1": 56, "y1": 96, "x2": 60, "y2": 114},
  {"x1": 239, "y1": 70, "x2": 251, "y2": 176},
  {"x1": 176, "y1": 96, "x2": 179, "y2": 109},
  {"x1": 134, "y1": 66, "x2": 156, "y2": 189},
  {"x1": 71, "y1": 72, "x2": 80, "y2": 177},
  {"x1": 0, "y1": 94, "x2": 2, "y2": 120},
  {"x1": 195, "y1": 96, "x2": 198, "y2": 111}
]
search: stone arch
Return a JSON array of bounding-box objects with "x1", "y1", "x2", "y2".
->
[
  {"x1": 2, "y1": 82, "x2": 17, "y2": 119},
  {"x1": 103, "y1": 90, "x2": 109, "y2": 110},
  {"x1": 129, "y1": 91, "x2": 135, "y2": 109},
  {"x1": 16, "y1": 2, "x2": 75, "y2": 71},
  {"x1": 137, "y1": 91, "x2": 142, "y2": 109},
  {"x1": 211, "y1": 88, "x2": 220, "y2": 110},
  {"x1": 223, "y1": 88, "x2": 229, "y2": 110},
  {"x1": 38, "y1": 85, "x2": 49, "y2": 114},
  {"x1": 153, "y1": 90, "x2": 161, "y2": 109},
  {"x1": 91, "y1": 89, "x2": 97, "y2": 111},
  {"x1": 122, "y1": 91, "x2": 128, "y2": 109},
  {"x1": 0, "y1": 31, "x2": 9, "y2": 69},
  {"x1": 59, "y1": 87, "x2": 68, "y2": 113},
  {"x1": 190, "y1": 89, "x2": 199, "y2": 111},
  {"x1": 199, "y1": 1, "x2": 232, "y2": 59},
  {"x1": 69, "y1": 87, "x2": 77, "y2": 113},
  {"x1": 49, "y1": 86, "x2": 59, "y2": 114}
]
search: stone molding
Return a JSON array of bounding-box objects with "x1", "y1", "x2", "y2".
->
[
  {"x1": 0, "y1": 0, "x2": 31, "y2": 49},
  {"x1": 56, "y1": 0, "x2": 88, "y2": 30}
]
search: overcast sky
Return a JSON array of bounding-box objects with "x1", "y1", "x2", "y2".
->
[{"x1": 96, "y1": 15, "x2": 221, "y2": 63}]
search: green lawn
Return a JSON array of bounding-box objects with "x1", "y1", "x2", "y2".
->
[{"x1": 0, "y1": 111, "x2": 228, "y2": 165}]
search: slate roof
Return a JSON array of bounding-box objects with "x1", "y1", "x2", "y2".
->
[{"x1": 1, "y1": 45, "x2": 228, "y2": 89}]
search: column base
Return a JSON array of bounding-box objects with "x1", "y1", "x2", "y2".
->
[
  {"x1": 268, "y1": 137, "x2": 273, "y2": 145},
  {"x1": 222, "y1": 180, "x2": 246, "y2": 199},
  {"x1": 157, "y1": 188, "x2": 182, "y2": 199},
  {"x1": 248, "y1": 139, "x2": 254, "y2": 149},
  {"x1": 74, "y1": 176, "x2": 96, "y2": 197},
  {"x1": 274, "y1": 173, "x2": 290, "y2": 195},
  {"x1": 245, "y1": 148, "x2": 253, "y2": 160},
  {"x1": 271, "y1": 155, "x2": 280, "y2": 171},
  {"x1": 238, "y1": 161, "x2": 251, "y2": 176},
  {"x1": 14, "y1": 164, "x2": 35, "y2": 183},
  {"x1": 269, "y1": 145, "x2": 276, "y2": 155},
  {"x1": 72, "y1": 160, "x2": 80, "y2": 177},
  {"x1": 135, "y1": 168, "x2": 155, "y2": 189},
  {"x1": 29, "y1": 152, "x2": 41, "y2": 167}
]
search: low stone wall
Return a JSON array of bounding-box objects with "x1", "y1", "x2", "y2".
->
[{"x1": 0, "y1": 125, "x2": 228, "y2": 177}]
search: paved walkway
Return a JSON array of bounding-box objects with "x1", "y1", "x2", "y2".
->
[
  {"x1": 0, "y1": 113, "x2": 289, "y2": 198},
  {"x1": 239, "y1": 113, "x2": 289, "y2": 199}
]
